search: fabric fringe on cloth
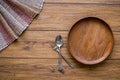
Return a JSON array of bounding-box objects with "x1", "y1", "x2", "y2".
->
[{"x1": 0, "y1": 0, "x2": 44, "y2": 51}]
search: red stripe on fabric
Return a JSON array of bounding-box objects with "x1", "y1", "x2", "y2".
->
[
  {"x1": 4, "y1": 0, "x2": 32, "y2": 24},
  {"x1": 0, "y1": 22, "x2": 14, "y2": 45}
]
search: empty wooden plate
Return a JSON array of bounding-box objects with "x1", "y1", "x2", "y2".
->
[{"x1": 68, "y1": 17, "x2": 114, "y2": 65}]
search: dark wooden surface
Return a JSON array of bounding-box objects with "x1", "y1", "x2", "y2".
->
[{"x1": 0, "y1": 0, "x2": 120, "y2": 80}]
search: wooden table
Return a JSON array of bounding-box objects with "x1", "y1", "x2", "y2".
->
[{"x1": 0, "y1": 0, "x2": 120, "y2": 80}]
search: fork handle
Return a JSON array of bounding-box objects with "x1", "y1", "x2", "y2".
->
[{"x1": 58, "y1": 53, "x2": 64, "y2": 72}]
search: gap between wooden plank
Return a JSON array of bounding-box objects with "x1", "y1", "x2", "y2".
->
[
  {"x1": 45, "y1": 0, "x2": 120, "y2": 5},
  {"x1": 44, "y1": 2, "x2": 120, "y2": 5},
  {"x1": 0, "y1": 57, "x2": 119, "y2": 60},
  {"x1": 26, "y1": 29, "x2": 120, "y2": 32}
]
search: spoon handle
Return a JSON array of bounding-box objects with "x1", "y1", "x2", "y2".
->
[{"x1": 57, "y1": 51, "x2": 73, "y2": 68}]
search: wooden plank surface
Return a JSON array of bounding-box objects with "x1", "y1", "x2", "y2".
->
[
  {"x1": 0, "y1": 59, "x2": 120, "y2": 80},
  {"x1": 0, "y1": 0, "x2": 120, "y2": 80},
  {"x1": 0, "y1": 31, "x2": 120, "y2": 59},
  {"x1": 29, "y1": 4, "x2": 120, "y2": 31}
]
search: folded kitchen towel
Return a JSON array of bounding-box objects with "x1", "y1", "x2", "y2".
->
[{"x1": 0, "y1": 0, "x2": 44, "y2": 51}]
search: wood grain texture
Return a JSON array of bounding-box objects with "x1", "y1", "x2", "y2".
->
[
  {"x1": 0, "y1": 59, "x2": 119, "y2": 80},
  {"x1": 0, "y1": 0, "x2": 120, "y2": 80},
  {"x1": 29, "y1": 4, "x2": 120, "y2": 31},
  {"x1": 0, "y1": 31, "x2": 120, "y2": 59}
]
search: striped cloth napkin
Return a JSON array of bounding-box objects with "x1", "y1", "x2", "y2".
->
[{"x1": 0, "y1": 0, "x2": 44, "y2": 51}]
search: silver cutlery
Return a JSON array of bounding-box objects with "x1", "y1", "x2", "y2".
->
[
  {"x1": 51, "y1": 35, "x2": 73, "y2": 70},
  {"x1": 55, "y1": 35, "x2": 64, "y2": 72},
  {"x1": 51, "y1": 35, "x2": 64, "y2": 72}
]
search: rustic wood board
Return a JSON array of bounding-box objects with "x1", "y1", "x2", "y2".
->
[{"x1": 0, "y1": 0, "x2": 120, "y2": 80}]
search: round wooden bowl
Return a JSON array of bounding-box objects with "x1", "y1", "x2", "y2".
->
[{"x1": 68, "y1": 17, "x2": 114, "y2": 65}]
